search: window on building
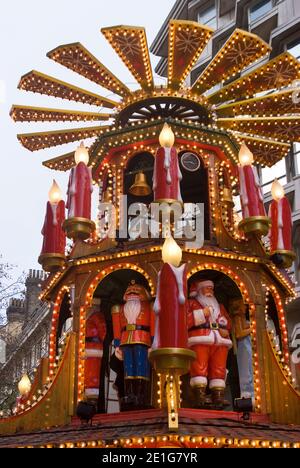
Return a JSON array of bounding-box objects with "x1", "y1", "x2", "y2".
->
[
  {"x1": 287, "y1": 39, "x2": 300, "y2": 60},
  {"x1": 249, "y1": 0, "x2": 273, "y2": 23},
  {"x1": 198, "y1": 3, "x2": 217, "y2": 29},
  {"x1": 261, "y1": 159, "x2": 287, "y2": 194},
  {"x1": 293, "y1": 143, "x2": 300, "y2": 175}
]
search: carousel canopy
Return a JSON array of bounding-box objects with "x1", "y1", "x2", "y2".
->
[{"x1": 11, "y1": 21, "x2": 300, "y2": 170}]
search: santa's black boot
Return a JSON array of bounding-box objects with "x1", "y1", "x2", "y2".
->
[
  {"x1": 211, "y1": 388, "x2": 229, "y2": 410},
  {"x1": 193, "y1": 386, "x2": 211, "y2": 408}
]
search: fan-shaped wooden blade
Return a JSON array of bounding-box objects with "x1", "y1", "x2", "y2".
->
[
  {"x1": 230, "y1": 132, "x2": 291, "y2": 167},
  {"x1": 192, "y1": 29, "x2": 271, "y2": 95},
  {"x1": 43, "y1": 151, "x2": 77, "y2": 171},
  {"x1": 215, "y1": 88, "x2": 300, "y2": 118},
  {"x1": 168, "y1": 20, "x2": 213, "y2": 90},
  {"x1": 101, "y1": 25, "x2": 153, "y2": 91},
  {"x1": 209, "y1": 52, "x2": 300, "y2": 105},
  {"x1": 47, "y1": 42, "x2": 131, "y2": 98},
  {"x1": 18, "y1": 125, "x2": 110, "y2": 151},
  {"x1": 18, "y1": 71, "x2": 118, "y2": 108},
  {"x1": 218, "y1": 117, "x2": 300, "y2": 142},
  {"x1": 10, "y1": 105, "x2": 112, "y2": 123}
]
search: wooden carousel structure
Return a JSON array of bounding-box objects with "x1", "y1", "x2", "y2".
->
[{"x1": 1, "y1": 20, "x2": 300, "y2": 448}]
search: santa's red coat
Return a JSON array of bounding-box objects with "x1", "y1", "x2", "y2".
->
[
  {"x1": 187, "y1": 298, "x2": 232, "y2": 347},
  {"x1": 84, "y1": 311, "x2": 106, "y2": 396}
]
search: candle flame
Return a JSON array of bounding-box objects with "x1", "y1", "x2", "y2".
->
[
  {"x1": 271, "y1": 178, "x2": 285, "y2": 201},
  {"x1": 18, "y1": 374, "x2": 31, "y2": 396},
  {"x1": 49, "y1": 180, "x2": 62, "y2": 204},
  {"x1": 159, "y1": 123, "x2": 175, "y2": 148},
  {"x1": 75, "y1": 141, "x2": 89, "y2": 165},
  {"x1": 239, "y1": 143, "x2": 254, "y2": 167},
  {"x1": 162, "y1": 233, "x2": 182, "y2": 267}
]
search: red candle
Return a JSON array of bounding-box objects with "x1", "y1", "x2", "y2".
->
[
  {"x1": 40, "y1": 181, "x2": 66, "y2": 256},
  {"x1": 269, "y1": 179, "x2": 292, "y2": 252},
  {"x1": 154, "y1": 262, "x2": 188, "y2": 349},
  {"x1": 238, "y1": 144, "x2": 266, "y2": 218},
  {"x1": 66, "y1": 142, "x2": 93, "y2": 219},
  {"x1": 153, "y1": 124, "x2": 182, "y2": 203}
]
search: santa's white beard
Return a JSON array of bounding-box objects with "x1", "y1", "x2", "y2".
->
[
  {"x1": 124, "y1": 299, "x2": 141, "y2": 324},
  {"x1": 197, "y1": 293, "x2": 220, "y2": 321}
]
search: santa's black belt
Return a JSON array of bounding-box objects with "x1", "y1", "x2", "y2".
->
[
  {"x1": 122, "y1": 325, "x2": 150, "y2": 332},
  {"x1": 85, "y1": 337, "x2": 101, "y2": 343},
  {"x1": 189, "y1": 323, "x2": 226, "y2": 331}
]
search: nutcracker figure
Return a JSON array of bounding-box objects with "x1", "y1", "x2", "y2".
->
[
  {"x1": 84, "y1": 298, "x2": 107, "y2": 401},
  {"x1": 188, "y1": 280, "x2": 232, "y2": 408},
  {"x1": 112, "y1": 281, "x2": 155, "y2": 410}
]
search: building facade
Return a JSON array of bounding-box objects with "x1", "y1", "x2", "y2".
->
[
  {"x1": 0, "y1": 270, "x2": 51, "y2": 412},
  {"x1": 151, "y1": 0, "x2": 300, "y2": 387}
]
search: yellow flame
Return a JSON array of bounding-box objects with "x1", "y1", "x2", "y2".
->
[
  {"x1": 271, "y1": 178, "x2": 285, "y2": 201},
  {"x1": 159, "y1": 123, "x2": 175, "y2": 148},
  {"x1": 239, "y1": 143, "x2": 254, "y2": 167},
  {"x1": 48, "y1": 180, "x2": 62, "y2": 204},
  {"x1": 75, "y1": 141, "x2": 89, "y2": 165},
  {"x1": 162, "y1": 234, "x2": 182, "y2": 267},
  {"x1": 18, "y1": 374, "x2": 31, "y2": 396}
]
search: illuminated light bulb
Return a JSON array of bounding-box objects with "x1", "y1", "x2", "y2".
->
[
  {"x1": 271, "y1": 179, "x2": 285, "y2": 202},
  {"x1": 162, "y1": 234, "x2": 182, "y2": 267},
  {"x1": 48, "y1": 180, "x2": 62, "y2": 204},
  {"x1": 239, "y1": 143, "x2": 254, "y2": 166},
  {"x1": 75, "y1": 141, "x2": 89, "y2": 165},
  {"x1": 159, "y1": 123, "x2": 175, "y2": 148},
  {"x1": 18, "y1": 374, "x2": 31, "y2": 396}
]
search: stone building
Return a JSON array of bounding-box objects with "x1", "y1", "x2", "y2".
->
[
  {"x1": 0, "y1": 270, "x2": 50, "y2": 412},
  {"x1": 151, "y1": 0, "x2": 300, "y2": 386}
]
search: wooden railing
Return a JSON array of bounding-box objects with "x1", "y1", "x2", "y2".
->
[
  {"x1": 0, "y1": 333, "x2": 75, "y2": 435},
  {"x1": 264, "y1": 330, "x2": 300, "y2": 424}
]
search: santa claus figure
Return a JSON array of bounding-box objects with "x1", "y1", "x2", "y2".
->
[
  {"x1": 112, "y1": 281, "x2": 155, "y2": 410},
  {"x1": 84, "y1": 298, "x2": 106, "y2": 402},
  {"x1": 66, "y1": 142, "x2": 93, "y2": 220},
  {"x1": 153, "y1": 123, "x2": 182, "y2": 203},
  {"x1": 188, "y1": 280, "x2": 232, "y2": 408}
]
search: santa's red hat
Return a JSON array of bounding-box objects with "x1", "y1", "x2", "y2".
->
[
  {"x1": 198, "y1": 280, "x2": 214, "y2": 289},
  {"x1": 189, "y1": 282, "x2": 198, "y2": 298}
]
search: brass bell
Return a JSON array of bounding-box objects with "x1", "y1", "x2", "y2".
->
[
  {"x1": 222, "y1": 187, "x2": 234, "y2": 206},
  {"x1": 102, "y1": 189, "x2": 110, "y2": 203},
  {"x1": 129, "y1": 171, "x2": 152, "y2": 196}
]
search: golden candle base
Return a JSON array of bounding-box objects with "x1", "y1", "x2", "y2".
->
[
  {"x1": 38, "y1": 253, "x2": 65, "y2": 272},
  {"x1": 63, "y1": 217, "x2": 96, "y2": 240},
  {"x1": 270, "y1": 250, "x2": 296, "y2": 269},
  {"x1": 238, "y1": 216, "x2": 270, "y2": 237},
  {"x1": 153, "y1": 200, "x2": 184, "y2": 224},
  {"x1": 149, "y1": 347, "x2": 196, "y2": 373},
  {"x1": 150, "y1": 348, "x2": 195, "y2": 431}
]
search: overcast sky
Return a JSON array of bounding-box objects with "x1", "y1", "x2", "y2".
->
[{"x1": 0, "y1": 0, "x2": 175, "y2": 279}]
